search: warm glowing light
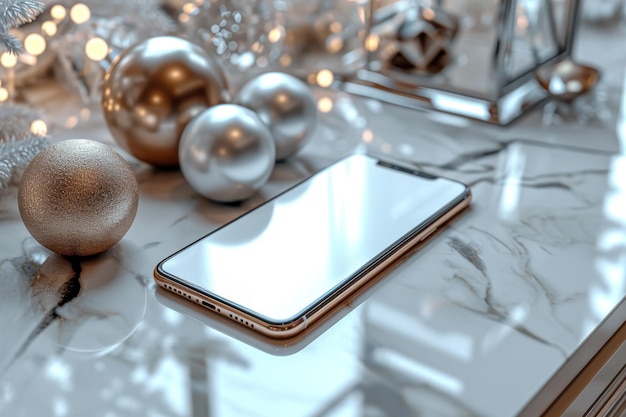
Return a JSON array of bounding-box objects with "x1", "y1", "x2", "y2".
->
[
  {"x1": 85, "y1": 37, "x2": 109, "y2": 61},
  {"x1": 422, "y1": 8, "x2": 435, "y2": 20},
  {"x1": 178, "y1": 13, "x2": 190, "y2": 23},
  {"x1": 268, "y1": 26, "x2": 284, "y2": 43},
  {"x1": 317, "y1": 97, "x2": 333, "y2": 113},
  {"x1": 0, "y1": 53, "x2": 17, "y2": 68},
  {"x1": 182, "y1": 2, "x2": 197, "y2": 13},
  {"x1": 362, "y1": 129, "x2": 373, "y2": 143},
  {"x1": 279, "y1": 54, "x2": 292, "y2": 66},
  {"x1": 70, "y1": 3, "x2": 91, "y2": 24},
  {"x1": 365, "y1": 34, "x2": 380, "y2": 52},
  {"x1": 0, "y1": 88, "x2": 8, "y2": 102},
  {"x1": 30, "y1": 119, "x2": 47, "y2": 135},
  {"x1": 50, "y1": 5, "x2": 66, "y2": 20},
  {"x1": 329, "y1": 21, "x2": 343, "y2": 33},
  {"x1": 24, "y1": 33, "x2": 46, "y2": 56},
  {"x1": 326, "y1": 37, "x2": 343, "y2": 53},
  {"x1": 80, "y1": 108, "x2": 91, "y2": 120},
  {"x1": 316, "y1": 69, "x2": 334, "y2": 88},
  {"x1": 41, "y1": 21, "x2": 58, "y2": 36}
]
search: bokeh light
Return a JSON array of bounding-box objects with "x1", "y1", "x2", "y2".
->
[
  {"x1": 317, "y1": 97, "x2": 333, "y2": 113},
  {"x1": 316, "y1": 69, "x2": 334, "y2": 88},
  {"x1": 24, "y1": 33, "x2": 46, "y2": 56},
  {"x1": 85, "y1": 37, "x2": 109, "y2": 61},
  {"x1": 50, "y1": 5, "x2": 67, "y2": 21},
  {"x1": 70, "y1": 3, "x2": 91, "y2": 24},
  {"x1": 41, "y1": 21, "x2": 58, "y2": 36},
  {"x1": 30, "y1": 119, "x2": 48, "y2": 135},
  {"x1": 0, "y1": 52, "x2": 18, "y2": 68}
]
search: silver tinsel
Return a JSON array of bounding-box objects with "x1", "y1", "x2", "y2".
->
[{"x1": 0, "y1": 104, "x2": 49, "y2": 196}]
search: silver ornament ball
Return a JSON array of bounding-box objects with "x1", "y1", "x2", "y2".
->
[
  {"x1": 235, "y1": 72, "x2": 317, "y2": 161},
  {"x1": 179, "y1": 104, "x2": 276, "y2": 203},
  {"x1": 102, "y1": 36, "x2": 229, "y2": 167}
]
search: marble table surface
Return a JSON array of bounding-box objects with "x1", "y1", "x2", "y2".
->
[{"x1": 1, "y1": 22, "x2": 625, "y2": 417}]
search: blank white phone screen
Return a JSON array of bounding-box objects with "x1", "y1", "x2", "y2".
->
[{"x1": 161, "y1": 154, "x2": 467, "y2": 323}]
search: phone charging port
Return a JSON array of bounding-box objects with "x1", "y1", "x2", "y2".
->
[{"x1": 201, "y1": 300, "x2": 216, "y2": 310}]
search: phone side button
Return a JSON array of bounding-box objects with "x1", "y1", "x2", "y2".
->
[{"x1": 419, "y1": 226, "x2": 437, "y2": 242}]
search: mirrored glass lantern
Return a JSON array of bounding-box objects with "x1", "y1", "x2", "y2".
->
[{"x1": 343, "y1": 0, "x2": 581, "y2": 125}]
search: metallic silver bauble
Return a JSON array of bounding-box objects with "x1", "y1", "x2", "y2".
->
[
  {"x1": 18, "y1": 139, "x2": 139, "y2": 257},
  {"x1": 102, "y1": 36, "x2": 229, "y2": 167},
  {"x1": 179, "y1": 104, "x2": 276, "y2": 203},
  {"x1": 235, "y1": 72, "x2": 317, "y2": 161}
]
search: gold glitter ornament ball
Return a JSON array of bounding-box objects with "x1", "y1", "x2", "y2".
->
[
  {"x1": 18, "y1": 139, "x2": 139, "y2": 257},
  {"x1": 102, "y1": 36, "x2": 229, "y2": 167}
]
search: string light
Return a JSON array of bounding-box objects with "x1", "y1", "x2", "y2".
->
[
  {"x1": 70, "y1": 3, "x2": 91, "y2": 24},
  {"x1": 279, "y1": 54, "x2": 292, "y2": 66},
  {"x1": 182, "y1": 3, "x2": 197, "y2": 14},
  {"x1": 422, "y1": 8, "x2": 435, "y2": 20},
  {"x1": 85, "y1": 37, "x2": 109, "y2": 61},
  {"x1": 24, "y1": 33, "x2": 46, "y2": 56},
  {"x1": 330, "y1": 21, "x2": 343, "y2": 33},
  {"x1": 50, "y1": 5, "x2": 66, "y2": 21},
  {"x1": 315, "y1": 69, "x2": 334, "y2": 88},
  {"x1": 41, "y1": 21, "x2": 58, "y2": 36},
  {"x1": 0, "y1": 88, "x2": 8, "y2": 102},
  {"x1": 326, "y1": 37, "x2": 343, "y2": 53},
  {"x1": 0, "y1": 53, "x2": 17, "y2": 68},
  {"x1": 30, "y1": 119, "x2": 48, "y2": 135},
  {"x1": 365, "y1": 34, "x2": 380, "y2": 52},
  {"x1": 268, "y1": 26, "x2": 284, "y2": 43},
  {"x1": 317, "y1": 97, "x2": 334, "y2": 113}
]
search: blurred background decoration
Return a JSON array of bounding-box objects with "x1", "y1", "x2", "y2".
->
[
  {"x1": 171, "y1": 0, "x2": 370, "y2": 90},
  {"x1": 0, "y1": 0, "x2": 616, "y2": 134},
  {"x1": 345, "y1": 0, "x2": 586, "y2": 125},
  {"x1": 0, "y1": 0, "x2": 175, "y2": 102}
]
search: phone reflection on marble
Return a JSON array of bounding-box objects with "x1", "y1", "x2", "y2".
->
[{"x1": 154, "y1": 153, "x2": 471, "y2": 340}]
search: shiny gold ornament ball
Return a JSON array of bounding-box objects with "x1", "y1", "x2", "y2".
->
[
  {"x1": 18, "y1": 139, "x2": 139, "y2": 257},
  {"x1": 102, "y1": 36, "x2": 229, "y2": 167}
]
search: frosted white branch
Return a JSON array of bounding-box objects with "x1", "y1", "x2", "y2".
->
[
  {"x1": 0, "y1": 0, "x2": 45, "y2": 54},
  {"x1": 0, "y1": 103, "x2": 49, "y2": 195}
]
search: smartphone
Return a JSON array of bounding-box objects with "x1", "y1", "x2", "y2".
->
[{"x1": 154, "y1": 153, "x2": 471, "y2": 339}]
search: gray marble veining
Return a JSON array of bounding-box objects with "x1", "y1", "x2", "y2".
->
[{"x1": 0, "y1": 23, "x2": 625, "y2": 417}]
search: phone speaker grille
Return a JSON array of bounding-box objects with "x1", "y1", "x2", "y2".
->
[
  {"x1": 161, "y1": 283, "x2": 255, "y2": 326},
  {"x1": 228, "y1": 313, "x2": 254, "y2": 328}
]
